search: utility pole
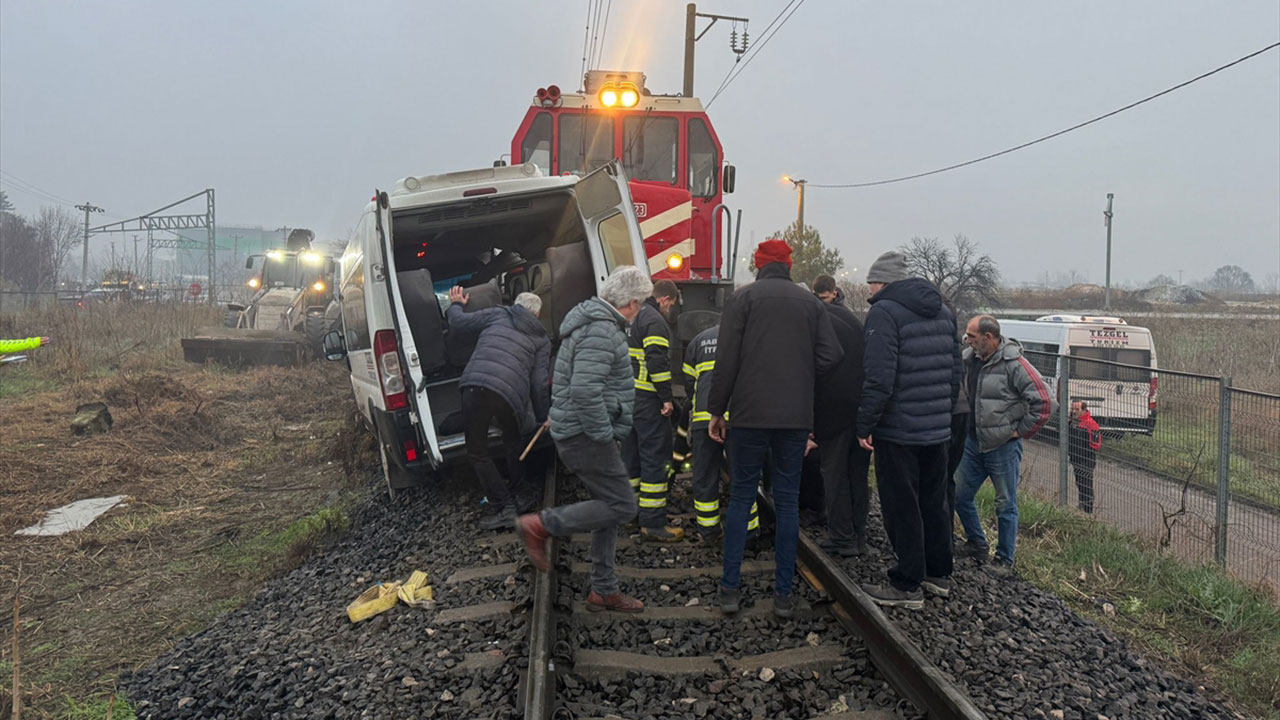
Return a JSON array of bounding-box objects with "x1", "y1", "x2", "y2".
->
[
  {"x1": 76, "y1": 202, "x2": 104, "y2": 291},
  {"x1": 110, "y1": 241, "x2": 116, "y2": 272},
  {"x1": 133, "y1": 234, "x2": 140, "y2": 276},
  {"x1": 682, "y1": 4, "x2": 750, "y2": 97},
  {"x1": 1103, "y1": 193, "x2": 1114, "y2": 310},
  {"x1": 784, "y1": 176, "x2": 807, "y2": 230}
]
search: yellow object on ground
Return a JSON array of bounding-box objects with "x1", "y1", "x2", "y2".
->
[
  {"x1": 346, "y1": 582, "x2": 402, "y2": 623},
  {"x1": 398, "y1": 570, "x2": 435, "y2": 609}
]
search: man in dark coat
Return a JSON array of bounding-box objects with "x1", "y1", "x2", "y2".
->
[
  {"x1": 813, "y1": 299, "x2": 870, "y2": 556},
  {"x1": 447, "y1": 288, "x2": 551, "y2": 530},
  {"x1": 856, "y1": 251, "x2": 962, "y2": 609},
  {"x1": 708, "y1": 239, "x2": 842, "y2": 618}
]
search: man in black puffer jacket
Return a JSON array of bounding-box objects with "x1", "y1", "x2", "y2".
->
[
  {"x1": 855, "y1": 251, "x2": 962, "y2": 609},
  {"x1": 447, "y1": 287, "x2": 551, "y2": 530}
]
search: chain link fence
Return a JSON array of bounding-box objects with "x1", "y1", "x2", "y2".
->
[{"x1": 1019, "y1": 349, "x2": 1280, "y2": 593}]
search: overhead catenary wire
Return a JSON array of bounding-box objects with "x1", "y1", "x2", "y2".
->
[
  {"x1": 808, "y1": 40, "x2": 1280, "y2": 189},
  {"x1": 579, "y1": 0, "x2": 593, "y2": 85},
  {"x1": 594, "y1": 0, "x2": 612, "y2": 70},
  {"x1": 707, "y1": 0, "x2": 806, "y2": 108},
  {"x1": 708, "y1": 0, "x2": 800, "y2": 104},
  {"x1": 0, "y1": 171, "x2": 79, "y2": 208}
]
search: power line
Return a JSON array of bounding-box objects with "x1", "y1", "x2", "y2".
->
[
  {"x1": 707, "y1": 0, "x2": 806, "y2": 108},
  {"x1": 594, "y1": 0, "x2": 612, "y2": 70},
  {"x1": 579, "y1": 0, "x2": 592, "y2": 85},
  {"x1": 0, "y1": 171, "x2": 78, "y2": 207},
  {"x1": 708, "y1": 0, "x2": 799, "y2": 104},
  {"x1": 809, "y1": 40, "x2": 1280, "y2": 189}
]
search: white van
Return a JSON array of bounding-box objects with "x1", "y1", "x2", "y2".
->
[
  {"x1": 325, "y1": 161, "x2": 647, "y2": 493},
  {"x1": 998, "y1": 315, "x2": 1158, "y2": 435}
]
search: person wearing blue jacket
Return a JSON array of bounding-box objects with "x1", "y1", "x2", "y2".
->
[
  {"x1": 515, "y1": 266, "x2": 652, "y2": 613},
  {"x1": 447, "y1": 288, "x2": 551, "y2": 530},
  {"x1": 856, "y1": 251, "x2": 962, "y2": 609}
]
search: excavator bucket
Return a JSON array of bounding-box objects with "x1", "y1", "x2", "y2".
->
[{"x1": 181, "y1": 328, "x2": 312, "y2": 366}]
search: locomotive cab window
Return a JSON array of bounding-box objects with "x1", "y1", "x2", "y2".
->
[
  {"x1": 521, "y1": 112, "x2": 552, "y2": 172},
  {"x1": 558, "y1": 114, "x2": 615, "y2": 176},
  {"x1": 687, "y1": 118, "x2": 718, "y2": 198},
  {"x1": 623, "y1": 116, "x2": 678, "y2": 184}
]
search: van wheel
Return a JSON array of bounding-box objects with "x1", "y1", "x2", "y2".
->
[
  {"x1": 379, "y1": 443, "x2": 397, "y2": 500},
  {"x1": 224, "y1": 310, "x2": 241, "y2": 328}
]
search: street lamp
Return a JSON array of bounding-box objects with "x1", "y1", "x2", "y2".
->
[{"x1": 782, "y1": 175, "x2": 807, "y2": 230}]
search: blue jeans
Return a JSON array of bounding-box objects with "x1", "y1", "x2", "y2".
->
[
  {"x1": 954, "y1": 435, "x2": 1023, "y2": 563},
  {"x1": 722, "y1": 427, "x2": 808, "y2": 596}
]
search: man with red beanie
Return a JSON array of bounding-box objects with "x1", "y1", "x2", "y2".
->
[{"x1": 708, "y1": 238, "x2": 842, "y2": 618}]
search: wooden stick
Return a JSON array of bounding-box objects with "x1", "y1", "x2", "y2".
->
[
  {"x1": 519, "y1": 424, "x2": 547, "y2": 461},
  {"x1": 12, "y1": 561, "x2": 21, "y2": 720}
]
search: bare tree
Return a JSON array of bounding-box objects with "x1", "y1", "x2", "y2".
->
[
  {"x1": 901, "y1": 234, "x2": 1001, "y2": 309},
  {"x1": 34, "y1": 206, "x2": 82, "y2": 288},
  {"x1": 1147, "y1": 273, "x2": 1177, "y2": 288},
  {"x1": 1207, "y1": 264, "x2": 1256, "y2": 294}
]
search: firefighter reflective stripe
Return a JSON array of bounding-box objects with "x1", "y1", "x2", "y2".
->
[
  {"x1": 747, "y1": 501, "x2": 760, "y2": 531},
  {"x1": 694, "y1": 499, "x2": 718, "y2": 512},
  {"x1": 635, "y1": 379, "x2": 656, "y2": 392},
  {"x1": 694, "y1": 497, "x2": 720, "y2": 527},
  {"x1": 682, "y1": 362, "x2": 696, "y2": 377},
  {"x1": 691, "y1": 410, "x2": 712, "y2": 423},
  {"x1": 629, "y1": 348, "x2": 645, "y2": 358},
  {"x1": 642, "y1": 336, "x2": 669, "y2": 349},
  {"x1": 682, "y1": 360, "x2": 715, "y2": 379},
  {"x1": 638, "y1": 496, "x2": 666, "y2": 508},
  {"x1": 630, "y1": 477, "x2": 641, "y2": 488},
  {"x1": 649, "y1": 371, "x2": 672, "y2": 382},
  {"x1": 640, "y1": 482, "x2": 667, "y2": 494}
]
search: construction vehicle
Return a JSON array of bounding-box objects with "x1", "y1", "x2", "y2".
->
[{"x1": 181, "y1": 229, "x2": 339, "y2": 365}]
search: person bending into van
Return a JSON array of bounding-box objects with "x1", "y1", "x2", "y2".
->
[
  {"x1": 515, "y1": 266, "x2": 651, "y2": 613},
  {"x1": 855, "y1": 251, "x2": 960, "y2": 609},
  {"x1": 447, "y1": 288, "x2": 551, "y2": 530},
  {"x1": 954, "y1": 315, "x2": 1055, "y2": 576},
  {"x1": 623, "y1": 280, "x2": 684, "y2": 543},
  {"x1": 1069, "y1": 401, "x2": 1102, "y2": 513}
]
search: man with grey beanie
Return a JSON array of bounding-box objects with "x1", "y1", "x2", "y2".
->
[{"x1": 856, "y1": 251, "x2": 962, "y2": 609}]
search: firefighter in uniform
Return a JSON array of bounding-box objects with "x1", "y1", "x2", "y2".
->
[
  {"x1": 683, "y1": 324, "x2": 758, "y2": 542},
  {"x1": 623, "y1": 280, "x2": 684, "y2": 542}
]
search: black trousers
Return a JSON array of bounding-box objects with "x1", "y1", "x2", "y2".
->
[
  {"x1": 462, "y1": 386, "x2": 528, "y2": 509},
  {"x1": 622, "y1": 392, "x2": 674, "y2": 528},
  {"x1": 1072, "y1": 456, "x2": 1096, "y2": 513},
  {"x1": 819, "y1": 427, "x2": 871, "y2": 547},
  {"x1": 875, "y1": 440, "x2": 954, "y2": 591}
]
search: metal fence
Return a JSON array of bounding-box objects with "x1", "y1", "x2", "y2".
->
[{"x1": 1019, "y1": 349, "x2": 1280, "y2": 593}]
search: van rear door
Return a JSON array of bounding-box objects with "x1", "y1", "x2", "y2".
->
[
  {"x1": 374, "y1": 191, "x2": 446, "y2": 466},
  {"x1": 574, "y1": 161, "x2": 648, "y2": 290}
]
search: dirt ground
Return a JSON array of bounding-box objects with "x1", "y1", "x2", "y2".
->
[{"x1": 0, "y1": 361, "x2": 373, "y2": 718}]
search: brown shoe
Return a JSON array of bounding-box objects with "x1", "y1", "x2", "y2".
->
[
  {"x1": 515, "y1": 513, "x2": 550, "y2": 571},
  {"x1": 639, "y1": 526, "x2": 685, "y2": 543},
  {"x1": 586, "y1": 591, "x2": 644, "y2": 613}
]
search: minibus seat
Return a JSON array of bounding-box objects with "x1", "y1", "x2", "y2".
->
[{"x1": 396, "y1": 267, "x2": 447, "y2": 374}]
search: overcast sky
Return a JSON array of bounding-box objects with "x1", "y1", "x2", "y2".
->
[{"x1": 2, "y1": 1, "x2": 1277, "y2": 287}]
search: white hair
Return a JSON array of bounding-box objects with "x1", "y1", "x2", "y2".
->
[
  {"x1": 514, "y1": 292, "x2": 542, "y2": 316},
  {"x1": 600, "y1": 265, "x2": 653, "y2": 309}
]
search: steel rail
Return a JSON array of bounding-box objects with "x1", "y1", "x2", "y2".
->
[
  {"x1": 760, "y1": 492, "x2": 987, "y2": 720},
  {"x1": 522, "y1": 463, "x2": 559, "y2": 720}
]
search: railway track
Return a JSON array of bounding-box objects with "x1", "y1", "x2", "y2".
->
[{"x1": 519, "y1": 464, "x2": 986, "y2": 720}]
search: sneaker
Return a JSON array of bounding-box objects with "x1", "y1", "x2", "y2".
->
[
  {"x1": 773, "y1": 593, "x2": 796, "y2": 619},
  {"x1": 861, "y1": 583, "x2": 924, "y2": 610},
  {"x1": 586, "y1": 591, "x2": 644, "y2": 613},
  {"x1": 640, "y1": 526, "x2": 685, "y2": 543},
  {"x1": 819, "y1": 540, "x2": 862, "y2": 558},
  {"x1": 955, "y1": 540, "x2": 990, "y2": 560},
  {"x1": 719, "y1": 585, "x2": 740, "y2": 614},
  {"x1": 514, "y1": 513, "x2": 550, "y2": 571},
  {"x1": 479, "y1": 503, "x2": 516, "y2": 531},
  {"x1": 921, "y1": 576, "x2": 953, "y2": 597},
  {"x1": 985, "y1": 559, "x2": 1015, "y2": 578}
]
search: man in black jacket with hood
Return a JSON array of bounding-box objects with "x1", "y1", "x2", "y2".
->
[
  {"x1": 813, "y1": 298, "x2": 870, "y2": 556},
  {"x1": 856, "y1": 251, "x2": 962, "y2": 609},
  {"x1": 708, "y1": 239, "x2": 842, "y2": 618}
]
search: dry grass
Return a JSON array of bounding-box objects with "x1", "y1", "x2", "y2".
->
[{"x1": 0, "y1": 303, "x2": 376, "y2": 717}]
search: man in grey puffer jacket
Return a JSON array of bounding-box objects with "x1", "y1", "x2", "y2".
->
[
  {"x1": 954, "y1": 315, "x2": 1055, "y2": 575},
  {"x1": 516, "y1": 266, "x2": 651, "y2": 613}
]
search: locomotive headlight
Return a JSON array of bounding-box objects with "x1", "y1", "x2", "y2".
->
[
  {"x1": 312, "y1": 280, "x2": 326, "y2": 292},
  {"x1": 666, "y1": 253, "x2": 684, "y2": 271},
  {"x1": 599, "y1": 88, "x2": 619, "y2": 107},
  {"x1": 248, "y1": 277, "x2": 261, "y2": 289},
  {"x1": 300, "y1": 251, "x2": 322, "y2": 264},
  {"x1": 620, "y1": 88, "x2": 639, "y2": 107}
]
